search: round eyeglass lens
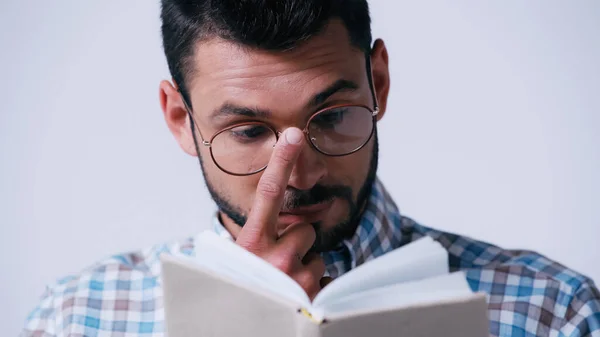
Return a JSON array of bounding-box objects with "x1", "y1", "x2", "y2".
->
[
  {"x1": 210, "y1": 123, "x2": 277, "y2": 175},
  {"x1": 307, "y1": 106, "x2": 374, "y2": 155}
]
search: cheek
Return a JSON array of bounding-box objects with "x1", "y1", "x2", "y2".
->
[
  {"x1": 324, "y1": 141, "x2": 374, "y2": 198},
  {"x1": 201, "y1": 149, "x2": 262, "y2": 210},
  {"x1": 238, "y1": 175, "x2": 262, "y2": 211}
]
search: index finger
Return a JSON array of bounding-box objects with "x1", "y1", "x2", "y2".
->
[{"x1": 240, "y1": 127, "x2": 305, "y2": 240}]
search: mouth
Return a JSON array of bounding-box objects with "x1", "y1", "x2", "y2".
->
[{"x1": 278, "y1": 199, "x2": 334, "y2": 225}]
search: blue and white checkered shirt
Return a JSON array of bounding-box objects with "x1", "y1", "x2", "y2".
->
[{"x1": 23, "y1": 179, "x2": 600, "y2": 336}]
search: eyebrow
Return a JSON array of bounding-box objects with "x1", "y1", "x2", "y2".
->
[
  {"x1": 309, "y1": 79, "x2": 359, "y2": 107},
  {"x1": 212, "y1": 103, "x2": 272, "y2": 119},
  {"x1": 211, "y1": 78, "x2": 360, "y2": 119}
]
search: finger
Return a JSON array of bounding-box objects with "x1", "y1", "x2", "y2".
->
[
  {"x1": 276, "y1": 222, "x2": 316, "y2": 260},
  {"x1": 241, "y1": 127, "x2": 304, "y2": 240},
  {"x1": 295, "y1": 253, "x2": 326, "y2": 300}
]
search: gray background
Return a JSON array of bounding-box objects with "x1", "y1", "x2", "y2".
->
[{"x1": 1, "y1": 1, "x2": 599, "y2": 335}]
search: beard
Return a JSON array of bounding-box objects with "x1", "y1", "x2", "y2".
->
[{"x1": 194, "y1": 130, "x2": 379, "y2": 253}]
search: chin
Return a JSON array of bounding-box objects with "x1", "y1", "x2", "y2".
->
[{"x1": 313, "y1": 208, "x2": 357, "y2": 252}]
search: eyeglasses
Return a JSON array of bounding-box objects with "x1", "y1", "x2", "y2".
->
[{"x1": 180, "y1": 58, "x2": 379, "y2": 176}]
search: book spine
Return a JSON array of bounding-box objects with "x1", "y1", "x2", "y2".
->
[
  {"x1": 295, "y1": 309, "x2": 323, "y2": 337},
  {"x1": 299, "y1": 308, "x2": 324, "y2": 324}
]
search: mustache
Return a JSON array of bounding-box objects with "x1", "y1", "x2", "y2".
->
[{"x1": 281, "y1": 184, "x2": 353, "y2": 212}]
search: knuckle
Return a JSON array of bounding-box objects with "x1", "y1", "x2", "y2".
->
[
  {"x1": 236, "y1": 233, "x2": 268, "y2": 254},
  {"x1": 269, "y1": 255, "x2": 295, "y2": 275},
  {"x1": 257, "y1": 178, "x2": 282, "y2": 199},
  {"x1": 273, "y1": 146, "x2": 294, "y2": 165},
  {"x1": 237, "y1": 240, "x2": 256, "y2": 252}
]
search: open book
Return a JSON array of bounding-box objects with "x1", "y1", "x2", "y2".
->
[{"x1": 160, "y1": 231, "x2": 489, "y2": 337}]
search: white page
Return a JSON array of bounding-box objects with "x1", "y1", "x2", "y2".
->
[
  {"x1": 192, "y1": 231, "x2": 311, "y2": 307},
  {"x1": 313, "y1": 236, "x2": 448, "y2": 307},
  {"x1": 319, "y1": 272, "x2": 473, "y2": 318}
]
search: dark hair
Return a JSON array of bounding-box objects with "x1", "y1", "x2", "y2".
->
[{"x1": 160, "y1": 0, "x2": 372, "y2": 101}]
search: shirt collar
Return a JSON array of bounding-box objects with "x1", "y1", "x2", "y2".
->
[{"x1": 211, "y1": 177, "x2": 405, "y2": 278}]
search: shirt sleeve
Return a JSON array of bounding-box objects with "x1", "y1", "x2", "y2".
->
[
  {"x1": 560, "y1": 281, "x2": 600, "y2": 337},
  {"x1": 21, "y1": 285, "x2": 57, "y2": 337}
]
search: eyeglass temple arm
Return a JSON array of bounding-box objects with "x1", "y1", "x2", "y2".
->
[
  {"x1": 188, "y1": 110, "x2": 211, "y2": 147},
  {"x1": 365, "y1": 55, "x2": 380, "y2": 117},
  {"x1": 176, "y1": 86, "x2": 211, "y2": 147}
]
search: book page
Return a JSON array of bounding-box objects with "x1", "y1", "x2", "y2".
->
[
  {"x1": 192, "y1": 231, "x2": 311, "y2": 307},
  {"x1": 319, "y1": 272, "x2": 472, "y2": 318},
  {"x1": 313, "y1": 236, "x2": 448, "y2": 307},
  {"x1": 318, "y1": 292, "x2": 489, "y2": 337},
  {"x1": 161, "y1": 255, "x2": 301, "y2": 337}
]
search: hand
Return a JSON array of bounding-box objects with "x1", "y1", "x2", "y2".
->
[{"x1": 235, "y1": 127, "x2": 326, "y2": 300}]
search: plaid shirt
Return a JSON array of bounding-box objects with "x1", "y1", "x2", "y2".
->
[{"x1": 23, "y1": 179, "x2": 600, "y2": 337}]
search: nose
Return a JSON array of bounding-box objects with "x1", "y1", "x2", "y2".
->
[{"x1": 287, "y1": 136, "x2": 327, "y2": 190}]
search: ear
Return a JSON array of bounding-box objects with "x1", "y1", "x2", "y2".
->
[
  {"x1": 159, "y1": 80, "x2": 198, "y2": 156},
  {"x1": 370, "y1": 39, "x2": 390, "y2": 121}
]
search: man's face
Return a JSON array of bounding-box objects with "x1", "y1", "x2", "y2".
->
[{"x1": 160, "y1": 20, "x2": 389, "y2": 251}]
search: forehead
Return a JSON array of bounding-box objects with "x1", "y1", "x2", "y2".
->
[{"x1": 186, "y1": 21, "x2": 367, "y2": 113}]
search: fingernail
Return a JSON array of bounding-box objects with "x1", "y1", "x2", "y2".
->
[{"x1": 285, "y1": 128, "x2": 303, "y2": 144}]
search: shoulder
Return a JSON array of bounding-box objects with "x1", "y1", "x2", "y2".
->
[
  {"x1": 399, "y1": 215, "x2": 594, "y2": 286},
  {"x1": 22, "y1": 236, "x2": 194, "y2": 336},
  {"x1": 399, "y1": 215, "x2": 600, "y2": 336}
]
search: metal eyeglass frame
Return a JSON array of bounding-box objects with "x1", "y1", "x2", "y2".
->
[{"x1": 179, "y1": 56, "x2": 380, "y2": 176}]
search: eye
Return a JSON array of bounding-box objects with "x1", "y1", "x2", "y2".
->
[
  {"x1": 227, "y1": 124, "x2": 271, "y2": 143},
  {"x1": 312, "y1": 108, "x2": 348, "y2": 128}
]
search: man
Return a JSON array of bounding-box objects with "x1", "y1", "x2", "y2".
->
[{"x1": 23, "y1": 0, "x2": 600, "y2": 336}]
